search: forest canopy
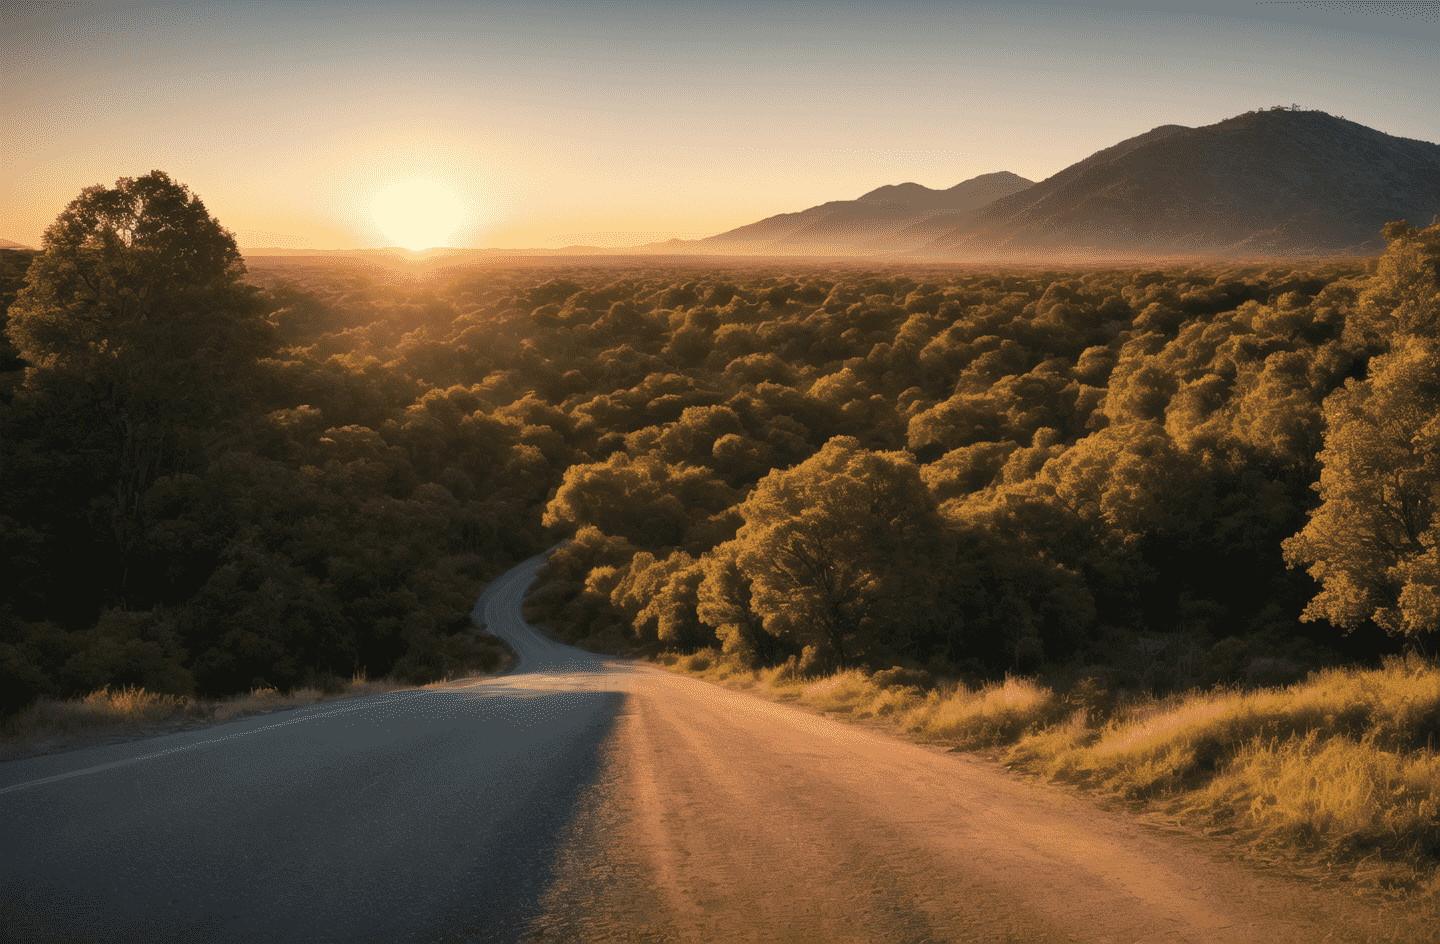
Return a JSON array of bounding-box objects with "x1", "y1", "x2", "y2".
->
[{"x1": 3, "y1": 170, "x2": 1438, "y2": 717}]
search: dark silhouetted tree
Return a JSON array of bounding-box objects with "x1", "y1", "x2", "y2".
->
[{"x1": 6, "y1": 171, "x2": 275, "y2": 598}]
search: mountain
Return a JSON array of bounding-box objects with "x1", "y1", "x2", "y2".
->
[
  {"x1": 0, "y1": 238, "x2": 36, "y2": 251},
  {"x1": 924, "y1": 109, "x2": 1440, "y2": 257},
  {"x1": 674, "y1": 171, "x2": 1034, "y2": 255}
]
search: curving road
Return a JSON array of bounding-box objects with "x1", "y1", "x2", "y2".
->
[{"x1": 0, "y1": 549, "x2": 1390, "y2": 942}]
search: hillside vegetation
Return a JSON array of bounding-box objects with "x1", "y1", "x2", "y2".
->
[{"x1": 4, "y1": 176, "x2": 1439, "y2": 712}]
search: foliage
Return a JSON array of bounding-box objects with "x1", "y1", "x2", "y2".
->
[
  {"x1": 5, "y1": 172, "x2": 278, "y2": 604},
  {"x1": 730, "y1": 438, "x2": 946, "y2": 670},
  {"x1": 1285, "y1": 222, "x2": 1440, "y2": 641},
  {"x1": 5, "y1": 172, "x2": 1435, "y2": 715}
]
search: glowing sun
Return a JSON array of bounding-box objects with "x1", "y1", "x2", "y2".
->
[{"x1": 371, "y1": 180, "x2": 465, "y2": 250}]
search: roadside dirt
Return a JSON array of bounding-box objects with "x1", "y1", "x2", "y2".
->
[{"x1": 519, "y1": 665, "x2": 1412, "y2": 943}]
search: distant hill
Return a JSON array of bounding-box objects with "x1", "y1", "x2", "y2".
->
[
  {"x1": 924, "y1": 109, "x2": 1440, "y2": 257},
  {"x1": 659, "y1": 171, "x2": 1035, "y2": 255},
  {"x1": 0, "y1": 239, "x2": 36, "y2": 251},
  {"x1": 240, "y1": 246, "x2": 615, "y2": 261}
]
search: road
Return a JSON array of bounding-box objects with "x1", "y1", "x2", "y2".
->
[{"x1": 0, "y1": 549, "x2": 1390, "y2": 942}]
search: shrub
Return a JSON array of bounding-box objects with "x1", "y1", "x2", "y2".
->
[
  {"x1": 872, "y1": 665, "x2": 937, "y2": 692},
  {"x1": 762, "y1": 656, "x2": 803, "y2": 685},
  {"x1": 801, "y1": 669, "x2": 881, "y2": 712},
  {"x1": 682, "y1": 648, "x2": 720, "y2": 672},
  {"x1": 864, "y1": 684, "x2": 928, "y2": 718},
  {"x1": 1063, "y1": 675, "x2": 1118, "y2": 726},
  {"x1": 797, "y1": 644, "x2": 830, "y2": 679}
]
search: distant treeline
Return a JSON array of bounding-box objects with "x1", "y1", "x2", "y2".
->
[{"x1": 3, "y1": 172, "x2": 1438, "y2": 716}]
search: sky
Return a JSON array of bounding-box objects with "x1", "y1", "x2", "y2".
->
[{"x1": 4, "y1": 0, "x2": 1438, "y2": 250}]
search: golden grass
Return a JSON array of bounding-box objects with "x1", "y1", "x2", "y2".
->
[
  {"x1": 1015, "y1": 654, "x2": 1440, "y2": 797},
  {"x1": 865, "y1": 684, "x2": 930, "y2": 718},
  {"x1": 1186, "y1": 732, "x2": 1440, "y2": 870},
  {"x1": 1, "y1": 685, "x2": 195, "y2": 740},
  {"x1": 0, "y1": 671, "x2": 418, "y2": 760},
  {"x1": 800, "y1": 669, "x2": 880, "y2": 711},
  {"x1": 898, "y1": 675, "x2": 1063, "y2": 746}
]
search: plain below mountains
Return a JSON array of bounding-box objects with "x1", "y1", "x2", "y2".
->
[{"x1": 655, "y1": 109, "x2": 1440, "y2": 259}]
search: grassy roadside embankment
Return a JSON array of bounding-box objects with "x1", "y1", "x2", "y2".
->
[
  {"x1": 639, "y1": 645, "x2": 1440, "y2": 942},
  {"x1": 0, "y1": 628, "x2": 518, "y2": 763}
]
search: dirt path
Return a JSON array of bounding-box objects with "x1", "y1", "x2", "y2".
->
[{"x1": 512, "y1": 662, "x2": 1397, "y2": 943}]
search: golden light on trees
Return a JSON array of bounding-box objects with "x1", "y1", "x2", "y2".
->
[{"x1": 370, "y1": 179, "x2": 466, "y2": 250}]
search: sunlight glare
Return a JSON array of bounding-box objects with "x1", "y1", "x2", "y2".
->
[{"x1": 371, "y1": 180, "x2": 466, "y2": 250}]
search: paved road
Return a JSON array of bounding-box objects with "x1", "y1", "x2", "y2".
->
[
  {"x1": 0, "y1": 550, "x2": 628, "y2": 943},
  {"x1": 1, "y1": 549, "x2": 1390, "y2": 942}
]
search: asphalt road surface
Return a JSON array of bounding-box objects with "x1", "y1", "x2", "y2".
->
[{"x1": 1, "y1": 550, "x2": 1389, "y2": 942}]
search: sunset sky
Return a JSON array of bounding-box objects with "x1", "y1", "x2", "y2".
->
[{"x1": 4, "y1": 0, "x2": 1438, "y2": 251}]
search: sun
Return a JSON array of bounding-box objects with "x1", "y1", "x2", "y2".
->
[{"x1": 371, "y1": 180, "x2": 466, "y2": 250}]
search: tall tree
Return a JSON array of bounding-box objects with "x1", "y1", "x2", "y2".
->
[
  {"x1": 5, "y1": 171, "x2": 275, "y2": 599},
  {"x1": 696, "y1": 540, "x2": 785, "y2": 667},
  {"x1": 1282, "y1": 336, "x2": 1440, "y2": 641},
  {"x1": 732, "y1": 437, "x2": 944, "y2": 670},
  {"x1": 1284, "y1": 221, "x2": 1440, "y2": 643}
]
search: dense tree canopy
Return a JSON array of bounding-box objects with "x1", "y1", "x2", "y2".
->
[
  {"x1": 1285, "y1": 223, "x2": 1440, "y2": 642},
  {"x1": 5, "y1": 172, "x2": 1436, "y2": 717},
  {"x1": 8, "y1": 170, "x2": 272, "y2": 412},
  {"x1": 5, "y1": 172, "x2": 277, "y2": 604}
]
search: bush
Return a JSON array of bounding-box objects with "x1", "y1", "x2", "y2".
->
[
  {"x1": 60, "y1": 609, "x2": 195, "y2": 698},
  {"x1": 682, "y1": 649, "x2": 717, "y2": 672},
  {"x1": 1, "y1": 640, "x2": 54, "y2": 719},
  {"x1": 797, "y1": 644, "x2": 830, "y2": 679},
  {"x1": 1063, "y1": 675, "x2": 1118, "y2": 726},
  {"x1": 864, "y1": 684, "x2": 928, "y2": 718},
  {"x1": 441, "y1": 631, "x2": 504, "y2": 677},
  {"x1": 301, "y1": 668, "x2": 350, "y2": 696},
  {"x1": 764, "y1": 656, "x2": 803, "y2": 685},
  {"x1": 1245, "y1": 656, "x2": 1306, "y2": 689},
  {"x1": 872, "y1": 665, "x2": 937, "y2": 692}
]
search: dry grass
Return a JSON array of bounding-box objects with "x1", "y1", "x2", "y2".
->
[
  {"x1": 1188, "y1": 732, "x2": 1440, "y2": 862},
  {"x1": 1013, "y1": 654, "x2": 1440, "y2": 795},
  {"x1": 799, "y1": 669, "x2": 880, "y2": 711},
  {"x1": 0, "y1": 671, "x2": 421, "y2": 761},
  {"x1": 1013, "y1": 655, "x2": 1440, "y2": 902},
  {"x1": 898, "y1": 675, "x2": 1064, "y2": 747},
  {"x1": 2, "y1": 621, "x2": 520, "y2": 763}
]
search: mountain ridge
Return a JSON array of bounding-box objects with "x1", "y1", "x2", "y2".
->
[
  {"x1": 644, "y1": 110, "x2": 1438, "y2": 259},
  {"x1": 683, "y1": 170, "x2": 1036, "y2": 253},
  {"x1": 923, "y1": 110, "x2": 1440, "y2": 257}
]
